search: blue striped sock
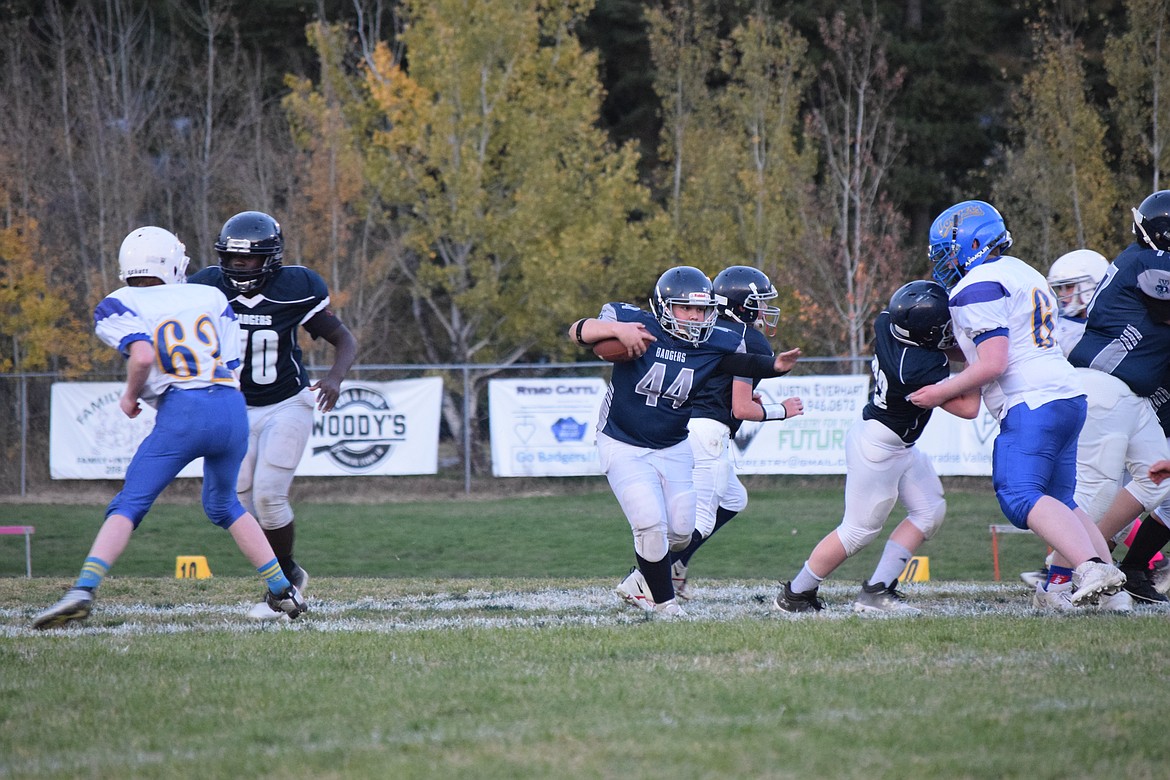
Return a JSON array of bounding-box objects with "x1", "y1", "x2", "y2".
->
[
  {"x1": 75, "y1": 557, "x2": 110, "y2": 590},
  {"x1": 257, "y1": 558, "x2": 291, "y2": 595}
]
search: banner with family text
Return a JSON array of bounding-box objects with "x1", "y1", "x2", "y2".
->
[{"x1": 49, "y1": 378, "x2": 443, "y2": 479}]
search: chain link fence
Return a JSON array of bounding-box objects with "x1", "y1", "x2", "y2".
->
[{"x1": 0, "y1": 357, "x2": 866, "y2": 499}]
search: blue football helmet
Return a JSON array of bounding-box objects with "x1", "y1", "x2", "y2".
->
[
  {"x1": 928, "y1": 200, "x2": 1013, "y2": 290},
  {"x1": 649, "y1": 266, "x2": 718, "y2": 345}
]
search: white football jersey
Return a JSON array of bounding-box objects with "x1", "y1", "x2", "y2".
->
[
  {"x1": 93, "y1": 283, "x2": 242, "y2": 406},
  {"x1": 949, "y1": 255, "x2": 1083, "y2": 420}
]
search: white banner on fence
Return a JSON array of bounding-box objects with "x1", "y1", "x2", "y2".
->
[
  {"x1": 298, "y1": 378, "x2": 443, "y2": 476},
  {"x1": 488, "y1": 378, "x2": 607, "y2": 476},
  {"x1": 732, "y1": 375, "x2": 869, "y2": 474},
  {"x1": 50, "y1": 378, "x2": 444, "y2": 479},
  {"x1": 731, "y1": 374, "x2": 997, "y2": 476},
  {"x1": 50, "y1": 383, "x2": 200, "y2": 480}
]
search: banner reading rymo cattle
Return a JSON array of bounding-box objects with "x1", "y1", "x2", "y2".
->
[
  {"x1": 488, "y1": 377, "x2": 607, "y2": 476},
  {"x1": 49, "y1": 378, "x2": 443, "y2": 479}
]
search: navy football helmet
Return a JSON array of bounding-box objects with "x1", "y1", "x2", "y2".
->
[
  {"x1": 1133, "y1": 190, "x2": 1170, "y2": 252},
  {"x1": 215, "y1": 211, "x2": 284, "y2": 293},
  {"x1": 649, "y1": 266, "x2": 718, "y2": 344},
  {"x1": 888, "y1": 280, "x2": 954, "y2": 349},
  {"x1": 928, "y1": 200, "x2": 1013, "y2": 290},
  {"x1": 712, "y1": 265, "x2": 781, "y2": 334}
]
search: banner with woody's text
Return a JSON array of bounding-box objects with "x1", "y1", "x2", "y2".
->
[{"x1": 49, "y1": 378, "x2": 444, "y2": 479}]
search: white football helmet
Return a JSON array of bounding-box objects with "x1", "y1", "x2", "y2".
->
[
  {"x1": 1047, "y1": 249, "x2": 1108, "y2": 317},
  {"x1": 118, "y1": 226, "x2": 189, "y2": 284}
]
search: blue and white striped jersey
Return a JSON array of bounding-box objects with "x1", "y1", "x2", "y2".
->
[
  {"x1": 948, "y1": 255, "x2": 1082, "y2": 420},
  {"x1": 93, "y1": 283, "x2": 241, "y2": 407}
]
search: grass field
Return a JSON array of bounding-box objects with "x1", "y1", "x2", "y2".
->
[{"x1": 3, "y1": 479, "x2": 1169, "y2": 778}]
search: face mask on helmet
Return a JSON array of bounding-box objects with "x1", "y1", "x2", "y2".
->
[
  {"x1": 712, "y1": 265, "x2": 781, "y2": 335},
  {"x1": 118, "y1": 226, "x2": 190, "y2": 285},
  {"x1": 928, "y1": 200, "x2": 1013, "y2": 290},
  {"x1": 888, "y1": 279, "x2": 954, "y2": 350},
  {"x1": 1047, "y1": 249, "x2": 1108, "y2": 317},
  {"x1": 215, "y1": 210, "x2": 284, "y2": 293},
  {"x1": 1132, "y1": 190, "x2": 1170, "y2": 252},
  {"x1": 649, "y1": 266, "x2": 718, "y2": 345}
]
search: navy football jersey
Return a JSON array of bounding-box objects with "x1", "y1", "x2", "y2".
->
[
  {"x1": 862, "y1": 311, "x2": 950, "y2": 444},
  {"x1": 597, "y1": 303, "x2": 770, "y2": 449},
  {"x1": 189, "y1": 265, "x2": 331, "y2": 406},
  {"x1": 1069, "y1": 243, "x2": 1170, "y2": 397},
  {"x1": 689, "y1": 319, "x2": 774, "y2": 435}
]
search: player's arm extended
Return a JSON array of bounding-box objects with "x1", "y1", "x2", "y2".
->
[
  {"x1": 940, "y1": 386, "x2": 982, "y2": 420},
  {"x1": 909, "y1": 335, "x2": 1007, "y2": 409},
  {"x1": 732, "y1": 380, "x2": 804, "y2": 422},
  {"x1": 719, "y1": 347, "x2": 801, "y2": 379}
]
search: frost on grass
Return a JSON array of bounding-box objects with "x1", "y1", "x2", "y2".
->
[{"x1": 2, "y1": 580, "x2": 1141, "y2": 637}]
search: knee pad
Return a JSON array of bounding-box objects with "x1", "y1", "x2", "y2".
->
[
  {"x1": 1126, "y1": 472, "x2": 1170, "y2": 513},
  {"x1": 907, "y1": 496, "x2": 946, "y2": 541},
  {"x1": 622, "y1": 482, "x2": 669, "y2": 561},
  {"x1": 835, "y1": 522, "x2": 883, "y2": 557},
  {"x1": 666, "y1": 488, "x2": 697, "y2": 551},
  {"x1": 251, "y1": 465, "x2": 295, "y2": 530}
]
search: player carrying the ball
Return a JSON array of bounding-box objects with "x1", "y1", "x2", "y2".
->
[{"x1": 569, "y1": 265, "x2": 800, "y2": 617}]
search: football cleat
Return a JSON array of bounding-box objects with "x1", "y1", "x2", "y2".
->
[
  {"x1": 1032, "y1": 581, "x2": 1075, "y2": 612},
  {"x1": 772, "y1": 582, "x2": 824, "y2": 613},
  {"x1": 32, "y1": 587, "x2": 95, "y2": 630},
  {"x1": 1070, "y1": 561, "x2": 1126, "y2": 605},
  {"x1": 1019, "y1": 569, "x2": 1048, "y2": 588},
  {"x1": 1119, "y1": 565, "x2": 1169, "y2": 605},
  {"x1": 247, "y1": 566, "x2": 309, "y2": 621},
  {"x1": 1152, "y1": 559, "x2": 1170, "y2": 595},
  {"x1": 853, "y1": 580, "x2": 920, "y2": 615},
  {"x1": 1095, "y1": 589, "x2": 1135, "y2": 613},
  {"x1": 614, "y1": 568, "x2": 655, "y2": 613},
  {"x1": 264, "y1": 585, "x2": 307, "y2": 620},
  {"x1": 671, "y1": 560, "x2": 691, "y2": 601},
  {"x1": 653, "y1": 599, "x2": 688, "y2": 618}
]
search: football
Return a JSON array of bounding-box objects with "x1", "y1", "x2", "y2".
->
[{"x1": 592, "y1": 337, "x2": 637, "y2": 363}]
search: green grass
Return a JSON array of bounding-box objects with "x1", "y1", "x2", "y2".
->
[
  {"x1": 0, "y1": 478, "x2": 1049, "y2": 581},
  {"x1": 4, "y1": 479, "x2": 1157, "y2": 779}
]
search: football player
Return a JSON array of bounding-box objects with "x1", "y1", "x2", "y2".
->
[
  {"x1": 1047, "y1": 248, "x2": 1109, "y2": 357},
  {"x1": 1065, "y1": 191, "x2": 1170, "y2": 604},
  {"x1": 190, "y1": 211, "x2": 357, "y2": 620},
  {"x1": 910, "y1": 200, "x2": 1126, "y2": 610},
  {"x1": 661, "y1": 265, "x2": 803, "y2": 601},
  {"x1": 775, "y1": 280, "x2": 980, "y2": 614},
  {"x1": 569, "y1": 266, "x2": 800, "y2": 617},
  {"x1": 33, "y1": 227, "x2": 305, "y2": 629},
  {"x1": 1019, "y1": 248, "x2": 1109, "y2": 587}
]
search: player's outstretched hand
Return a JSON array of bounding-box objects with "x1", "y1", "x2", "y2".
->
[
  {"x1": 1150, "y1": 460, "x2": 1170, "y2": 485},
  {"x1": 908, "y1": 383, "x2": 947, "y2": 409},
  {"x1": 782, "y1": 396, "x2": 804, "y2": 418},
  {"x1": 311, "y1": 378, "x2": 343, "y2": 412},
  {"x1": 774, "y1": 348, "x2": 801, "y2": 373}
]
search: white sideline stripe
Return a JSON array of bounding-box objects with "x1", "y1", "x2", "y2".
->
[{"x1": 1, "y1": 582, "x2": 1136, "y2": 638}]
